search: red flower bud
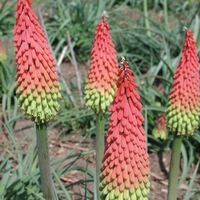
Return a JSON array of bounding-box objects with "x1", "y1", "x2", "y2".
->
[
  {"x1": 84, "y1": 12, "x2": 118, "y2": 113},
  {"x1": 100, "y1": 58, "x2": 150, "y2": 199},
  {"x1": 14, "y1": 0, "x2": 61, "y2": 123},
  {"x1": 166, "y1": 29, "x2": 200, "y2": 136}
]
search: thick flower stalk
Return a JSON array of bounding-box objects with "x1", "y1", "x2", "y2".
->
[
  {"x1": 166, "y1": 29, "x2": 200, "y2": 136},
  {"x1": 167, "y1": 29, "x2": 200, "y2": 200},
  {"x1": 84, "y1": 12, "x2": 118, "y2": 198},
  {"x1": 100, "y1": 58, "x2": 150, "y2": 199},
  {"x1": 14, "y1": 0, "x2": 61, "y2": 124},
  {"x1": 84, "y1": 12, "x2": 118, "y2": 113},
  {"x1": 152, "y1": 114, "x2": 167, "y2": 140},
  {"x1": 14, "y1": 1, "x2": 61, "y2": 199}
]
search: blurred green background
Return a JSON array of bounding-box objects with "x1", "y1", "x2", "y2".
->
[{"x1": 0, "y1": 0, "x2": 199, "y2": 199}]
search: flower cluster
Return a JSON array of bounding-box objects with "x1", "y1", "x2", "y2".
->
[
  {"x1": 84, "y1": 12, "x2": 118, "y2": 113},
  {"x1": 152, "y1": 114, "x2": 167, "y2": 140},
  {"x1": 166, "y1": 29, "x2": 200, "y2": 136},
  {"x1": 14, "y1": 0, "x2": 61, "y2": 123},
  {"x1": 99, "y1": 58, "x2": 150, "y2": 199}
]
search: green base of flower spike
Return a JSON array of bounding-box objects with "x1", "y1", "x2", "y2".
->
[
  {"x1": 166, "y1": 106, "x2": 199, "y2": 136},
  {"x1": 85, "y1": 87, "x2": 116, "y2": 113}
]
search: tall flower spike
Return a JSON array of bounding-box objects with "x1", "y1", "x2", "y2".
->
[
  {"x1": 99, "y1": 58, "x2": 150, "y2": 199},
  {"x1": 84, "y1": 11, "x2": 118, "y2": 113},
  {"x1": 166, "y1": 29, "x2": 200, "y2": 136},
  {"x1": 14, "y1": 0, "x2": 61, "y2": 123}
]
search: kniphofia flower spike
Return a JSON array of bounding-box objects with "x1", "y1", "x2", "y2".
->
[
  {"x1": 152, "y1": 114, "x2": 167, "y2": 140},
  {"x1": 166, "y1": 28, "x2": 200, "y2": 136},
  {"x1": 14, "y1": 0, "x2": 61, "y2": 123},
  {"x1": 84, "y1": 11, "x2": 118, "y2": 113},
  {"x1": 100, "y1": 58, "x2": 150, "y2": 199}
]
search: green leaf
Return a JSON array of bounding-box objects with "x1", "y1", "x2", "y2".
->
[{"x1": 184, "y1": 161, "x2": 200, "y2": 200}]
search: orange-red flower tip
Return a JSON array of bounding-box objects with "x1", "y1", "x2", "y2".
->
[
  {"x1": 166, "y1": 29, "x2": 200, "y2": 136},
  {"x1": 99, "y1": 58, "x2": 150, "y2": 199},
  {"x1": 84, "y1": 13, "x2": 118, "y2": 113},
  {"x1": 14, "y1": 0, "x2": 61, "y2": 123}
]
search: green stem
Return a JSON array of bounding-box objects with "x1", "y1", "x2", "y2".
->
[
  {"x1": 167, "y1": 136, "x2": 182, "y2": 200},
  {"x1": 143, "y1": 0, "x2": 151, "y2": 37},
  {"x1": 96, "y1": 114, "x2": 105, "y2": 200},
  {"x1": 36, "y1": 123, "x2": 56, "y2": 200}
]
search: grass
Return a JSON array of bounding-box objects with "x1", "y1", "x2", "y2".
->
[{"x1": 0, "y1": 0, "x2": 200, "y2": 199}]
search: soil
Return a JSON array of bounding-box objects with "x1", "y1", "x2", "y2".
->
[
  {"x1": 0, "y1": 116, "x2": 199, "y2": 200},
  {"x1": 1, "y1": 61, "x2": 200, "y2": 199}
]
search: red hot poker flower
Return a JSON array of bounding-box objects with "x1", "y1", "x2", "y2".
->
[
  {"x1": 84, "y1": 12, "x2": 118, "y2": 113},
  {"x1": 14, "y1": 0, "x2": 61, "y2": 123},
  {"x1": 166, "y1": 29, "x2": 200, "y2": 136},
  {"x1": 152, "y1": 114, "x2": 167, "y2": 140},
  {"x1": 99, "y1": 58, "x2": 150, "y2": 199}
]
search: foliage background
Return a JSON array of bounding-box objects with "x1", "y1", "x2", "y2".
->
[{"x1": 0, "y1": 0, "x2": 199, "y2": 199}]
